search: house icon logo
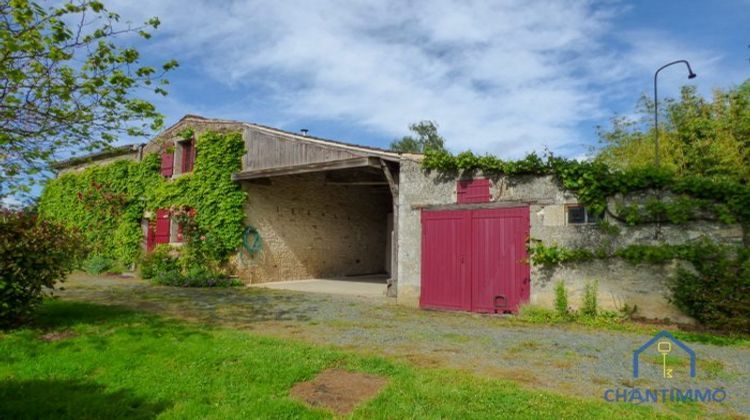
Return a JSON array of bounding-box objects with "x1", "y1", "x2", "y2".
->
[{"x1": 633, "y1": 331, "x2": 696, "y2": 378}]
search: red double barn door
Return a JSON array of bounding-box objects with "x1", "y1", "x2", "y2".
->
[{"x1": 420, "y1": 206, "x2": 530, "y2": 313}]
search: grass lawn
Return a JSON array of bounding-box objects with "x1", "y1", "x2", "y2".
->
[{"x1": 0, "y1": 301, "x2": 684, "y2": 419}]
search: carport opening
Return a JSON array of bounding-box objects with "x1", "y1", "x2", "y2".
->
[{"x1": 240, "y1": 163, "x2": 395, "y2": 293}]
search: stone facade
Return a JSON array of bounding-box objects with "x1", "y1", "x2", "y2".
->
[
  {"x1": 57, "y1": 151, "x2": 140, "y2": 175},
  {"x1": 56, "y1": 115, "x2": 743, "y2": 323},
  {"x1": 397, "y1": 158, "x2": 743, "y2": 322},
  {"x1": 236, "y1": 172, "x2": 392, "y2": 283}
]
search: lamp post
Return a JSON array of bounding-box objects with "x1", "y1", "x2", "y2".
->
[{"x1": 653, "y1": 60, "x2": 696, "y2": 167}]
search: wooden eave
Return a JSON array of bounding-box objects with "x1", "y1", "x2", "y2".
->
[{"x1": 232, "y1": 157, "x2": 384, "y2": 181}]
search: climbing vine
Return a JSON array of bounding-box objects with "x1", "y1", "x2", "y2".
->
[
  {"x1": 38, "y1": 130, "x2": 246, "y2": 266},
  {"x1": 422, "y1": 149, "x2": 750, "y2": 228},
  {"x1": 423, "y1": 149, "x2": 750, "y2": 331}
]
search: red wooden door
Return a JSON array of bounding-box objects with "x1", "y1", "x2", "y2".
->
[
  {"x1": 420, "y1": 206, "x2": 530, "y2": 313},
  {"x1": 470, "y1": 207, "x2": 530, "y2": 313},
  {"x1": 155, "y1": 209, "x2": 171, "y2": 245},
  {"x1": 420, "y1": 210, "x2": 471, "y2": 311}
]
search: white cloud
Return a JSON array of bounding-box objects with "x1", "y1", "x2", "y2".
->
[{"x1": 107, "y1": 0, "x2": 736, "y2": 157}]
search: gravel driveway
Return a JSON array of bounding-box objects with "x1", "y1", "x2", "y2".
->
[{"x1": 58, "y1": 274, "x2": 750, "y2": 417}]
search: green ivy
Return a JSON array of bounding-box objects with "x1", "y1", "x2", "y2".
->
[
  {"x1": 422, "y1": 149, "x2": 750, "y2": 227},
  {"x1": 425, "y1": 149, "x2": 749, "y2": 331},
  {"x1": 38, "y1": 130, "x2": 246, "y2": 266}
]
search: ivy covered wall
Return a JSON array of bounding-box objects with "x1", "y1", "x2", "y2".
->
[
  {"x1": 400, "y1": 151, "x2": 749, "y2": 330},
  {"x1": 38, "y1": 130, "x2": 246, "y2": 266}
]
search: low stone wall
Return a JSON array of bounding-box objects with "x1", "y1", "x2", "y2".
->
[{"x1": 397, "y1": 158, "x2": 743, "y2": 321}]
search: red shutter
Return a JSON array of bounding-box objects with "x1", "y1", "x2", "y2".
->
[
  {"x1": 155, "y1": 209, "x2": 171, "y2": 244},
  {"x1": 161, "y1": 151, "x2": 174, "y2": 177},
  {"x1": 457, "y1": 178, "x2": 490, "y2": 203},
  {"x1": 181, "y1": 140, "x2": 195, "y2": 173}
]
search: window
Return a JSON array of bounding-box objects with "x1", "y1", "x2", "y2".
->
[
  {"x1": 181, "y1": 138, "x2": 196, "y2": 173},
  {"x1": 155, "y1": 209, "x2": 171, "y2": 244},
  {"x1": 160, "y1": 148, "x2": 174, "y2": 177},
  {"x1": 457, "y1": 178, "x2": 490, "y2": 204},
  {"x1": 566, "y1": 205, "x2": 601, "y2": 225},
  {"x1": 175, "y1": 208, "x2": 195, "y2": 243}
]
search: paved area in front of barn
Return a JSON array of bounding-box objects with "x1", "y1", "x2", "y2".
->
[
  {"x1": 58, "y1": 274, "x2": 750, "y2": 416},
  {"x1": 249, "y1": 275, "x2": 388, "y2": 298}
]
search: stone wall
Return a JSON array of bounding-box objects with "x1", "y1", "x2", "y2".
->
[
  {"x1": 397, "y1": 158, "x2": 744, "y2": 322},
  {"x1": 237, "y1": 172, "x2": 391, "y2": 283},
  {"x1": 57, "y1": 152, "x2": 139, "y2": 175}
]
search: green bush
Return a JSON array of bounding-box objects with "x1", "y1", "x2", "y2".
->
[
  {"x1": 0, "y1": 210, "x2": 84, "y2": 327},
  {"x1": 669, "y1": 246, "x2": 750, "y2": 332},
  {"x1": 82, "y1": 254, "x2": 115, "y2": 275},
  {"x1": 518, "y1": 305, "x2": 559, "y2": 322},
  {"x1": 151, "y1": 264, "x2": 239, "y2": 288},
  {"x1": 581, "y1": 280, "x2": 599, "y2": 318},
  {"x1": 138, "y1": 245, "x2": 178, "y2": 280},
  {"x1": 554, "y1": 281, "x2": 569, "y2": 317}
]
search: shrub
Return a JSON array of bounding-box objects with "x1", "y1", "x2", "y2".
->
[
  {"x1": 580, "y1": 280, "x2": 599, "y2": 318},
  {"x1": 138, "y1": 245, "x2": 178, "y2": 280},
  {"x1": 82, "y1": 254, "x2": 115, "y2": 275},
  {"x1": 0, "y1": 210, "x2": 84, "y2": 327},
  {"x1": 518, "y1": 305, "x2": 558, "y2": 322},
  {"x1": 152, "y1": 269, "x2": 183, "y2": 286},
  {"x1": 151, "y1": 264, "x2": 239, "y2": 288},
  {"x1": 554, "y1": 281, "x2": 569, "y2": 317},
  {"x1": 669, "y1": 246, "x2": 750, "y2": 332}
]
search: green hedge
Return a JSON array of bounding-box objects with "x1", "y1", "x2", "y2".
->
[{"x1": 1, "y1": 211, "x2": 85, "y2": 327}]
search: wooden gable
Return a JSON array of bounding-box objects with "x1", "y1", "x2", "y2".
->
[{"x1": 242, "y1": 127, "x2": 363, "y2": 173}]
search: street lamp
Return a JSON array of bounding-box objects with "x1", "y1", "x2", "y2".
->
[{"x1": 653, "y1": 60, "x2": 696, "y2": 167}]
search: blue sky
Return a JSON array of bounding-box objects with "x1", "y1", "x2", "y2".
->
[{"x1": 99, "y1": 0, "x2": 750, "y2": 158}]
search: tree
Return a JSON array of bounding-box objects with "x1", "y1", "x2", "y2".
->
[
  {"x1": 0, "y1": 0, "x2": 177, "y2": 197},
  {"x1": 390, "y1": 120, "x2": 446, "y2": 153},
  {"x1": 596, "y1": 82, "x2": 750, "y2": 181}
]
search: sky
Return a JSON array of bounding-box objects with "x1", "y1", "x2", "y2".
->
[{"x1": 64, "y1": 0, "x2": 750, "y2": 158}]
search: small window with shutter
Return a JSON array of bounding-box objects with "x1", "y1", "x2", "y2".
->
[
  {"x1": 457, "y1": 178, "x2": 491, "y2": 204},
  {"x1": 155, "y1": 209, "x2": 171, "y2": 244},
  {"x1": 160, "y1": 144, "x2": 174, "y2": 177},
  {"x1": 181, "y1": 139, "x2": 196, "y2": 173}
]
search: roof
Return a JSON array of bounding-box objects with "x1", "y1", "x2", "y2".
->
[
  {"x1": 161, "y1": 114, "x2": 403, "y2": 160},
  {"x1": 51, "y1": 144, "x2": 143, "y2": 170},
  {"x1": 50, "y1": 114, "x2": 408, "y2": 170}
]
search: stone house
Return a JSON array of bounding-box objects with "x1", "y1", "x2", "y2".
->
[{"x1": 53, "y1": 114, "x2": 744, "y2": 322}]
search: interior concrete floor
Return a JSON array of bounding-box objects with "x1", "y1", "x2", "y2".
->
[{"x1": 248, "y1": 275, "x2": 389, "y2": 299}]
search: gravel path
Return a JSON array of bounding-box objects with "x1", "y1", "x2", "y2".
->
[{"x1": 58, "y1": 274, "x2": 750, "y2": 417}]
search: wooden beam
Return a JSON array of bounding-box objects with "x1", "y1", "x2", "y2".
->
[
  {"x1": 380, "y1": 159, "x2": 398, "y2": 196},
  {"x1": 379, "y1": 158, "x2": 400, "y2": 298},
  {"x1": 325, "y1": 181, "x2": 389, "y2": 186},
  {"x1": 232, "y1": 157, "x2": 381, "y2": 180},
  {"x1": 415, "y1": 200, "x2": 542, "y2": 211}
]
